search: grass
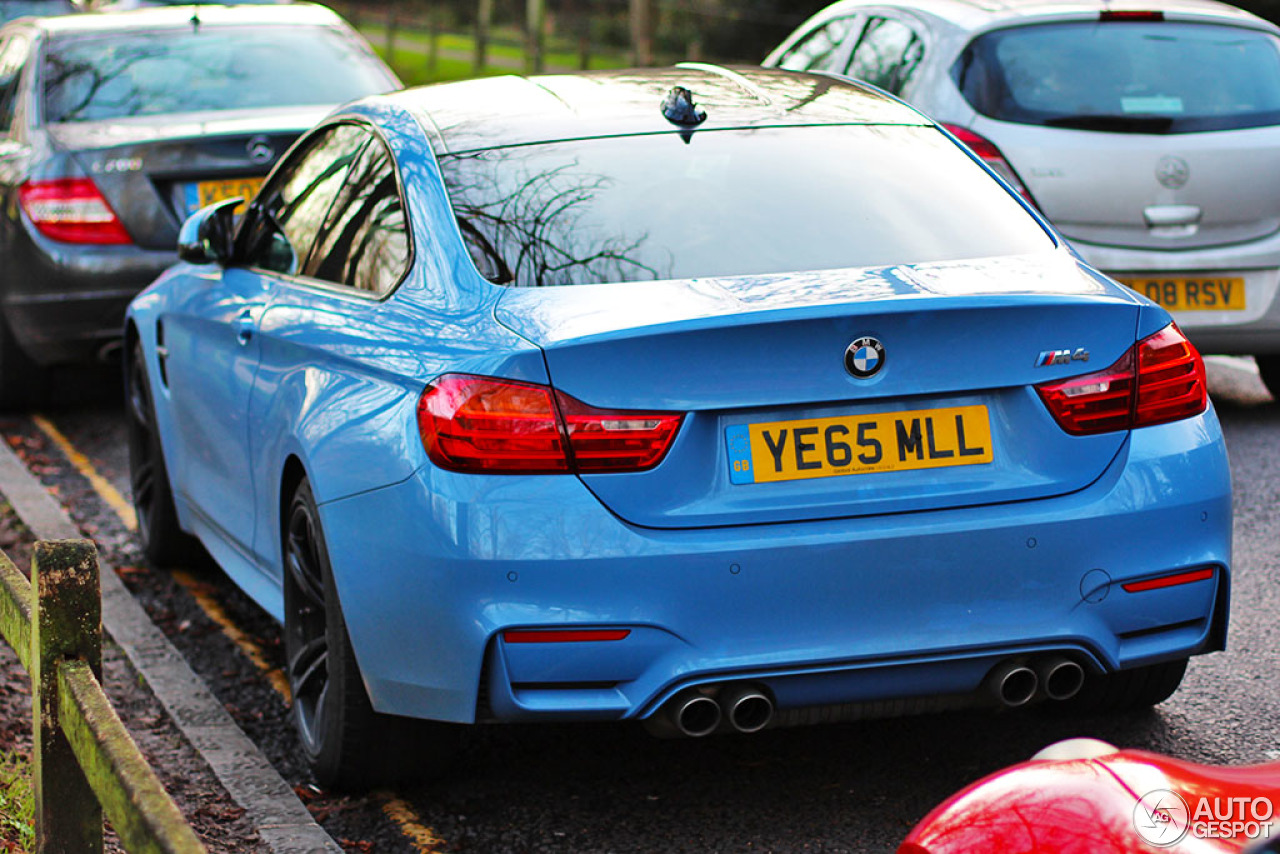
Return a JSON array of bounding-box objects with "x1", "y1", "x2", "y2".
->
[
  {"x1": 0, "y1": 751, "x2": 33, "y2": 853},
  {"x1": 358, "y1": 21, "x2": 630, "y2": 86},
  {"x1": 379, "y1": 50, "x2": 507, "y2": 87}
]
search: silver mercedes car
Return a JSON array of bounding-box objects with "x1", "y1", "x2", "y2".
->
[{"x1": 766, "y1": 0, "x2": 1280, "y2": 395}]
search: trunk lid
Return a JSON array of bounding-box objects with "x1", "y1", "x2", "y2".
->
[
  {"x1": 496, "y1": 253, "x2": 1144, "y2": 529},
  {"x1": 983, "y1": 120, "x2": 1280, "y2": 250},
  {"x1": 49, "y1": 107, "x2": 328, "y2": 250}
]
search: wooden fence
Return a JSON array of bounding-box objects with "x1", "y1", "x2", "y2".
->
[
  {"x1": 341, "y1": 0, "x2": 641, "y2": 76},
  {"x1": 0, "y1": 539, "x2": 206, "y2": 854}
]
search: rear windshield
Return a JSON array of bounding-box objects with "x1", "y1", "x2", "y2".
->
[
  {"x1": 42, "y1": 24, "x2": 395, "y2": 123},
  {"x1": 441, "y1": 125, "x2": 1055, "y2": 288},
  {"x1": 955, "y1": 21, "x2": 1280, "y2": 133}
]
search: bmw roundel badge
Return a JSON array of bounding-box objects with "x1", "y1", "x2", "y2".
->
[{"x1": 845, "y1": 337, "x2": 885, "y2": 378}]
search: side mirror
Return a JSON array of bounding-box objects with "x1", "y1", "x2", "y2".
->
[{"x1": 177, "y1": 198, "x2": 242, "y2": 265}]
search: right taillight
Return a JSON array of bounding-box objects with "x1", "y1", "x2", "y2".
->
[
  {"x1": 941, "y1": 124, "x2": 1038, "y2": 208},
  {"x1": 417, "y1": 373, "x2": 683, "y2": 474},
  {"x1": 1036, "y1": 323, "x2": 1207, "y2": 435},
  {"x1": 18, "y1": 178, "x2": 132, "y2": 245}
]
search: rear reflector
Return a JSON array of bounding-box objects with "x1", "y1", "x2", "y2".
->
[
  {"x1": 418, "y1": 373, "x2": 683, "y2": 474},
  {"x1": 1036, "y1": 323, "x2": 1206, "y2": 435},
  {"x1": 1123, "y1": 567, "x2": 1214, "y2": 593},
  {"x1": 941, "y1": 124, "x2": 1037, "y2": 207},
  {"x1": 18, "y1": 178, "x2": 132, "y2": 245},
  {"x1": 503, "y1": 629, "x2": 631, "y2": 643}
]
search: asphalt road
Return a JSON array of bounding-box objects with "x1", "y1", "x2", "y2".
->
[{"x1": 24, "y1": 356, "x2": 1280, "y2": 853}]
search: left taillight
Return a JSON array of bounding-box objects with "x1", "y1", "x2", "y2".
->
[
  {"x1": 1036, "y1": 323, "x2": 1207, "y2": 435},
  {"x1": 417, "y1": 373, "x2": 683, "y2": 474},
  {"x1": 18, "y1": 178, "x2": 132, "y2": 245}
]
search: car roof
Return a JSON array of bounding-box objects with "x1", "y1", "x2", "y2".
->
[
  {"x1": 388, "y1": 64, "x2": 932, "y2": 154},
  {"x1": 16, "y1": 1, "x2": 344, "y2": 34},
  {"x1": 806, "y1": 0, "x2": 1270, "y2": 32}
]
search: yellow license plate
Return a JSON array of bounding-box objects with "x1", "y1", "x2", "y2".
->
[
  {"x1": 726, "y1": 405, "x2": 993, "y2": 484},
  {"x1": 1115, "y1": 276, "x2": 1245, "y2": 311},
  {"x1": 190, "y1": 177, "x2": 264, "y2": 215}
]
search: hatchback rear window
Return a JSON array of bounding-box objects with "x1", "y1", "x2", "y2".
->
[
  {"x1": 955, "y1": 21, "x2": 1280, "y2": 133},
  {"x1": 441, "y1": 124, "x2": 1055, "y2": 288},
  {"x1": 42, "y1": 24, "x2": 394, "y2": 123}
]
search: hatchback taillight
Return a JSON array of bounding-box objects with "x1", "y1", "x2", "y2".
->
[
  {"x1": 417, "y1": 373, "x2": 683, "y2": 474},
  {"x1": 941, "y1": 124, "x2": 1037, "y2": 208},
  {"x1": 1099, "y1": 10, "x2": 1163, "y2": 20},
  {"x1": 18, "y1": 178, "x2": 132, "y2": 245},
  {"x1": 1036, "y1": 323, "x2": 1207, "y2": 435}
]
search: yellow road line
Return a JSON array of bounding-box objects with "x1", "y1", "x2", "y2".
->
[
  {"x1": 171, "y1": 568, "x2": 292, "y2": 701},
  {"x1": 381, "y1": 795, "x2": 446, "y2": 853},
  {"x1": 32, "y1": 414, "x2": 138, "y2": 531},
  {"x1": 32, "y1": 413, "x2": 291, "y2": 700},
  {"x1": 33, "y1": 414, "x2": 445, "y2": 849}
]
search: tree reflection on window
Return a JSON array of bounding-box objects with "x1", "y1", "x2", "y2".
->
[
  {"x1": 438, "y1": 126, "x2": 1057, "y2": 288},
  {"x1": 308, "y1": 141, "x2": 409, "y2": 295},
  {"x1": 245, "y1": 126, "x2": 366, "y2": 275},
  {"x1": 440, "y1": 149, "x2": 660, "y2": 288},
  {"x1": 42, "y1": 27, "x2": 392, "y2": 123}
]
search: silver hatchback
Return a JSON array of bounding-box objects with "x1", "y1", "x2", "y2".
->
[{"x1": 765, "y1": 0, "x2": 1280, "y2": 395}]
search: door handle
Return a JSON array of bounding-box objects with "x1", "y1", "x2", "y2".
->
[{"x1": 235, "y1": 310, "x2": 254, "y2": 345}]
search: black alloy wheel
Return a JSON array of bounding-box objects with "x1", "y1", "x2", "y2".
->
[
  {"x1": 283, "y1": 477, "x2": 463, "y2": 789},
  {"x1": 1255, "y1": 355, "x2": 1280, "y2": 400},
  {"x1": 283, "y1": 483, "x2": 340, "y2": 762},
  {"x1": 125, "y1": 340, "x2": 198, "y2": 566}
]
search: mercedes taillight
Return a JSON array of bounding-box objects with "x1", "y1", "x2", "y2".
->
[{"x1": 18, "y1": 178, "x2": 132, "y2": 245}]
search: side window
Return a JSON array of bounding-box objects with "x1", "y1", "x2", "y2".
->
[
  {"x1": 776, "y1": 17, "x2": 860, "y2": 73},
  {"x1": 0, "y1": 34, "x2": 31, "y2": 135},
  {"x1": 847, "y1": 16, "x2": 924, "y2": 95},
  {"x1": 242, "y1": 124, "x2": 368, "y2": 274},
  {"x1": 305, "y1": 136, "x2": 409, "y2": 296}
]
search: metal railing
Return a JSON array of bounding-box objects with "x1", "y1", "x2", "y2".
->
[{"x1": 0, "y1": 538, "x2": 206, "y2": 854}]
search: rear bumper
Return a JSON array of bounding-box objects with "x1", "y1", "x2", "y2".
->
[
  {"x1": 2, "y1": 220, "x2": 173, "y2": 364},
  {"x1": 1072, "y1": 238, "x2": 1280, "y2": 355},
  {"x1": 320, "y1": 409, "x2": 1231, "y2": 725}
]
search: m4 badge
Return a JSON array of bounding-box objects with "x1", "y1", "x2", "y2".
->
[{"x1": 1036, "y1": 348, "x2": 1090, "y2": 367}]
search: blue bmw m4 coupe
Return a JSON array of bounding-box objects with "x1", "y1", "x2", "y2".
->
[{"x1": 124, "y1": 66, "x2": 1232, "y2": 788}]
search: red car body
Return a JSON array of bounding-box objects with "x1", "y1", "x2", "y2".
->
[{"x1": 902, "y1": 741, "x2": 1280, "y2": 853}]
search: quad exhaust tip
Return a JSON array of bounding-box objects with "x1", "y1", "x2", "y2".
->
[
  {"x1": 722, "y1": 685, "x2": 774, "y2": 734},
  {"x1": 986, "y1": 655, "x2": 1087, "y2": 707},
  {"x1": 986, "y1": 660, "x2": 1038, "y2": 707},
  {"x1": 1037, "y1": 656, "x2": 1085, "y2": 701},
  {"x1": 648, "y1": 683, "x2": 776, "y2": 738},
  {"x1": 649, "y1": 657, "x2": 1084, "y2": 738},
  {"x1": 673, "y1": 692, "x2": 722, "y2": 738}
]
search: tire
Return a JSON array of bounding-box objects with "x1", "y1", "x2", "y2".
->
[
  {"x1": 1255, "y1": 355, "x2": 1280, "y2": 400},
  {"x1": 0, "y1": 315, "x2": 46, "y2": 411},
  {"x1": 125, "y1": 340, "x2": 200, "y2": 566},
  {"x1": 283, "y1": 478, "x2": 461, "y2": 789},
  {"x1": 1054, "y1": 658, "x2": 1188, "y2": 714}
]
